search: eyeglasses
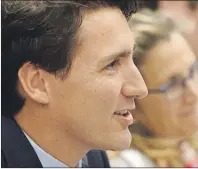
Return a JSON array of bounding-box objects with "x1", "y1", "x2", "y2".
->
[{"x1": 148, "y1": 60, "x2": 198, "y2": 100}]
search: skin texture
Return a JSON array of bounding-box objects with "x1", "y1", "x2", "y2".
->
[
  {"x1": 134, "y1": 32, "x2": 198, "y2": 138},
  {"x1": 15, "y1": 8, "x2": 148, "y2": 167},
  {"x1": 159, "y1": 1, "x2": 198, "y2": 57}
]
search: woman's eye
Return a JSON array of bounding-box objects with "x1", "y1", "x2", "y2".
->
[{"x1": 106, "y1": 58, "x2": 120, "y2": 70}]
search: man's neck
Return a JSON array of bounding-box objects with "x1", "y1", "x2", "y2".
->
[{"x1": 14, "y1": 104, "x2": 89, "y2": 167}]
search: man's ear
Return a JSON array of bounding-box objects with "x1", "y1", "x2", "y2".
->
[{"x1": 18, "y1": 62, "x2": 50, "y2": 104}]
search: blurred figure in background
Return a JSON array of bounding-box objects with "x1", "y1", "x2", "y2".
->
[
  {"x1": 160, "y1": 1, "x2": 198, "y2": 58},
  {"x1": 108, "y1": 9, "x2": 198, "y2": 167},
  {"x1": 141, "y1": 0, "x2": 198, "y2": 57}
]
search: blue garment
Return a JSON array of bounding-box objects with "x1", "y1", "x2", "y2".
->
[{"x1": 23, "y1": 131, "x2": 82, "y2": 168}]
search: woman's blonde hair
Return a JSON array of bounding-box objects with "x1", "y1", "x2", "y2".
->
[{"x1": 128, "y1": 9, "x2": 183, "y2": 66}]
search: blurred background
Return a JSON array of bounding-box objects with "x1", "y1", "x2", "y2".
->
[{"x1": 107, "y1": 0, "x2": 198, "y2": 167}]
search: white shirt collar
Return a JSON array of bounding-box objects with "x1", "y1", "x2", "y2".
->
[{"x1": 23, "y1": 131, "x2": 82, "y2": 168}]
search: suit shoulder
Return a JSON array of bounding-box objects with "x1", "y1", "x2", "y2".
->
[
  {"x1": 86, "y1": 150, "x2": 110, "y2": 168},
  {"x1": 1, "y1": 150, "x2": 7, "y2": 167},
  {"x1": 99, "y1": 150, "x2": 110, "y2": 167}
]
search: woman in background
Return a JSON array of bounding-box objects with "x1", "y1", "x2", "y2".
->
[{"x1": 108, "y1": 9, "x2": 198, "y2": 167}]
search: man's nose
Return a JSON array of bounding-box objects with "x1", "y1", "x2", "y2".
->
[{"x1": 121, "y1": 64, "x2": 148, "y2": 99}]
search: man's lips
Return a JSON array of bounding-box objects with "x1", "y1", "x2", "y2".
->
[
  {"x1": 114, "y1": 109, "x2": 130, "y2": 116},
  {"x1": 113, "y1": 109, "x2": 134, "y2": 126}
]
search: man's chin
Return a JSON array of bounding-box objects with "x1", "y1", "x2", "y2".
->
[
  {"x1": 109, "y1": 141, "x2": 131, "y2": 151},
  {"x1": 106, "y1": 132, "x2": 132, "y2": 151}
]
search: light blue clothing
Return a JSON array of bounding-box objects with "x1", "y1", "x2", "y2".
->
[{"x1": 23, "y1": 132, "x2": 82, "y2": 168}]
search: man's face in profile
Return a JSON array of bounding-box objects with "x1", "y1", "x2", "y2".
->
[{"x1": 43, "y1": 8, "x2": 147, "y2": 151}]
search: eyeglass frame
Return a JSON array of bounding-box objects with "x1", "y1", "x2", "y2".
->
[{"x1": 148, "y1": 59, "x2": 198, "y2": 99}]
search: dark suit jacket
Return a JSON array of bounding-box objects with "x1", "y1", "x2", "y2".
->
[{"x1": 1, "y1": 116, "x2": 110, "y2": 168}]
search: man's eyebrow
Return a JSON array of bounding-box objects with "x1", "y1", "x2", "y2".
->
[
  {"x1": 101, "y1": 48, "x2": 134, "y2": 64},
  {"x1": 109, "y1": 49, "x2": 132, "y2": 59}
]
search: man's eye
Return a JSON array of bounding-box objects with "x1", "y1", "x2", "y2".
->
[{"x1": 106, "y1": 58, "x2": 120, "y2": 70}]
